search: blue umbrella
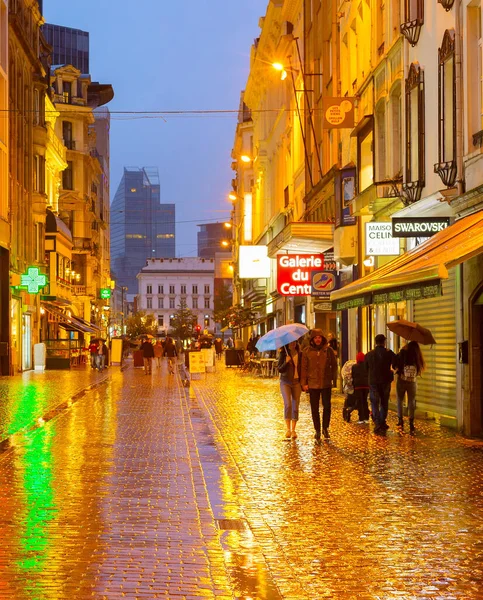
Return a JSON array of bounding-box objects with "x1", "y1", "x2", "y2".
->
[{"x1": 255, "y1": 324, "x2": 309, "y2": 352}]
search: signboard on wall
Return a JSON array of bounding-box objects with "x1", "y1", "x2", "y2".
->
[
  {"x1": 391, "y1": 217, "x2": 451, "y2": 238},
  {"x1": 366, "y1": 222, "x2": 400, "y2": 256},
  {"x1": 239, "y1": 245, "x2": 271, "y2": 279},
  {"x1": 277, "y1": 254, "x2": 324, "y2": 296},
  {"x1": 335, "y1": 167, "x2": 357, "y2": 227},
  {"x1": 322, "y1": 97, "x2": 355, "y2": 129},
  {"x1": 311, "y1": 250, "x2": 338, "y2": 298}
]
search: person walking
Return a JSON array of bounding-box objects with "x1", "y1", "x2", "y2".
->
[
  {"x1": 153, "y1": 340, "x2": 163, "y2": 368},
  {"x1": 88, "y1": 339, "x2": 98, "y2": 369},
  {"x1": 164, "y1": 337, "x2": 178, "y2": 374},
  {"x1": 96, "y1": 340, "x2": 108, "y2": 371},
  {"x1": 301, "y1": 329, "x2": 338, "y2": 441},
  {"x1": 278, "y1": 341, "x2": 302, "y2": 440},
  {"x1": 141, "y1": 338, "x2": 154, "y2": 375},
  {"x1": 394, "y1": 341, "x2": 426, "y2": 433},
  {"x1": 365, "y1": 334, "x2": 396, "y2": 434},
  {"x1": 352, "y1": 352, "x2": 370, "y2": 423},
  {"x1": 214, "y1": 337, "x2": 223, "y2": 360}
]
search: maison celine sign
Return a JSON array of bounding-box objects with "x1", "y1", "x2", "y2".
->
[{"x1": 391, "y1": 217, "x2": 450, "y2": 238}]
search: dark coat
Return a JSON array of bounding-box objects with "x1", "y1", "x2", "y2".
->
[
  {"x1": 351, "y1": 362, "x2": 369, "y2": 389},
  {"x1": 278, "y1": 347, "x2": 302, "y2": 383},
  {"x1": 365, "y1": 346, "x2": 396, "y2": 385},
  {"x1": 164, "y1": 342, "x2": 177, "y2": 358},
  {"x1": 141, "y1": 341, "x2": 155, "y2": 358},
  {"x1": 301, "y1": 341, "x2": 338, "y2": 389}
]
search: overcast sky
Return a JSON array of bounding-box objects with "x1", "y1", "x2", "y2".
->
[{"x1": 44, "y1": 0, "x2": 264, "y2": 256}]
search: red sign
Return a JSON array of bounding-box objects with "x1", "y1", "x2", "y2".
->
[{"x1": 277, "y1": 254, "x2": 325, "y2": 296}]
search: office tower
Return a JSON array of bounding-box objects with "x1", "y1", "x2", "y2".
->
[
  {"x1": 43, "y1": 23, "x2": 89, "y2": 74},
  {"x1": 111, "y1": 167, "x2": 175, "y2": 297},
  {"x1": 197, "y1": 222, "x2": 231, "y2": 258}
]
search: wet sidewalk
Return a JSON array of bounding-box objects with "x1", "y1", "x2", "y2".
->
[{"x1": 0, "y1": 359, "x2": 481, "y2": 598}]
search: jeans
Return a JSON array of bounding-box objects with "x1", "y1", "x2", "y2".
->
[
  {"x1": 369, "y1": 383, "x2": 391, "y2": 428},
  {"x1": 396, "y1": 377, "x2": 417, "y2": 419},
  {"x1": 96, "y1": 354, "x2": 105, "y2": 371},
  {"x1": 354, "y1": 389, "x2": 370, "y2": 421},
  {"x1": 143, "y1": 357, "x2": 152, "y2": 373},
  {"x1": 309, "y1": 388, "x2": 332, "y2": 433},
  {"x1": 90, "y1": 354, "x2": 97, "y2": 368},
  {"x1": 280, "y1": 380, "x2": 301, "y2": 420}
]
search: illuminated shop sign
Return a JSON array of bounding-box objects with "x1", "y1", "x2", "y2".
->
[
  {"x1": 277, "y1": 253, "x2": 324, "y2": 296},
  {"x1": 391, "y1": 217, "x2": 451, "y2": 238},
  {"x1": 238, "y1": 246, "x2": 271, "y2": 279},
  {"x1": 365, "y1": 222, "x2": 400, "y2": 256},
  {"x1": 100, "y1": 288, "x2": 111, "y2": 299},
  {"x1": 20, "y1": 267, "x2": 48, "y2": 294}
]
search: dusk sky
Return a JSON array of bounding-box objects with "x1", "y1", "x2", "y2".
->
[{"x1": 44, "y1": 0, "x2": 264, "y2": 256}]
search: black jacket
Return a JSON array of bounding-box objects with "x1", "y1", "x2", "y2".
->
[
  {"x1": 351, "y1": 362, "x2": 369, "y2": 389},
  {"x1": 141, "y1": 341, "x2": 154, "y2": 358},
  {"x1": 278, "y1": 347, "x2": 302, "y2": 383},
  {"x1": 365, "y1": 346, "x2": 396, "y2": 385}
]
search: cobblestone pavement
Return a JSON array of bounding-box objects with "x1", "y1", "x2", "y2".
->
[{"x1": 0, "y1": 358, "x2": 482, "y2": 599}]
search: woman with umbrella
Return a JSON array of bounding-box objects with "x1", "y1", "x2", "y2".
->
[
  {"x1": 256, "y1": 324, "x2": 308, "y2": 441},
  {"x1": 394, "y1": 341, "x2": 426, "y2": 433},
  {"x1": 387, "y1": 320, "x2": 432, "y2": 433}
]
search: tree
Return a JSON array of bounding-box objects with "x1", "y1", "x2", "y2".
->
[
  {"x1": 125, "y1": 311, "x2": 158, "y2": 339},
  {"x1": 213, "y1": 283, "x2": 233, "y2": 324},
  {"x1": 217, "y1": 304, "x2": 256, "y2": 331},
  {"x1": 169, "y1": 299, "x2": 198, "y2": 340}
]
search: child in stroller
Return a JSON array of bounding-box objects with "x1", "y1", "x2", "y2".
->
[
  {"x1": 341, "y1": 353, "x2": 370, "y2": 423},
  {"x1": 341, "y1": 359, "x2": 357, "y2": 422}
]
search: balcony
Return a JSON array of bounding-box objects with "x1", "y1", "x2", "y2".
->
[
  {"x1": 267, "y1": 221, "x2": 334, "y2": 257},
  {"x1": 72, "y1": 285, "x2": 87, "y2": 296},
  {"x1": 64, "y1": 140, "x2": 76, "y2": 150},
  {"x1": 73, "y1": 238, "x2": 93, "y2": 253}
]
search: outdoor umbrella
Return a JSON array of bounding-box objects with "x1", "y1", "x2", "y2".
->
[
  {"x1": 255, "y1": 323, "x2": 309, "y2": 352},
  {"x1": 386, "y1": 319, "x2": 436, "y2": 345}
]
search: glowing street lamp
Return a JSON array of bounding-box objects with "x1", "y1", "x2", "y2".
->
[
  {"x1": 240, "y1": 155, "x2": 252, "y2": 163},
  {"x1": 228, "y1": 193, "x2": 237, "y2": 201}
]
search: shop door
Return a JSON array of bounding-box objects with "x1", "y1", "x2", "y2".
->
[
  {"x1": 471, "y1": 291, "x2": 483, "y2": 436},
  {"x1": 22, "y1": 314, "x2": 32, "y2": 371},
  {"x1": 413, "y1": 269, "x2": 457, "y2": 421}
]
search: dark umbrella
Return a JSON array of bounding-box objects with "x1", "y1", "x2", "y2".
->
[{"x1": 386, "y1": 320, "x2": 436, "y2": 345}]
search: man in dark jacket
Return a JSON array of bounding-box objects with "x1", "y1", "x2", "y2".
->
[
  {"x1": 141, "y1": 338, "x2": 155, "y2": 375},
  {"x1": 301, "y1": 329, "x2": 338, "y2": 440},
  {"x1": 365, "y1": 334, "x2": 396, "y2": 433}
]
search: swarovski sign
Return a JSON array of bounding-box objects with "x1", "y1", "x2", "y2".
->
[{"x1": 392, "y1": 217, "x2": 451, "y2": 238}]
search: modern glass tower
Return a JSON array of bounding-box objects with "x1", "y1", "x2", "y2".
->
[
  {"x1": 111, "y1": 167, "x2": 175, "y2": 296},
  {"x1": 43, "y1": 23, "x2": 89, "y2": 73}
]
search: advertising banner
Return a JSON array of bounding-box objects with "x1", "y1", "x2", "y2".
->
[
  {"x1": 189, "y1": 351, "x2": 205, "y2": 374},
  {"x1": 322, "y1": 97, "x2": 355, "y2": 129},
  {"x1": 311, "y1": 250, "x2": 338, "y2": 298},
  {"x1": 277, "y1": 254, "x2": 324, "y2": 296}
]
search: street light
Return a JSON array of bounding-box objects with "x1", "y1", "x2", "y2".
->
[{"x1": 240, "y1": 155, "x2": 252, "y2": 163}]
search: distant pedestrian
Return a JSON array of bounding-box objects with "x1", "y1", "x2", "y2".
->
[
  {"x1": 141, "y1": 338, "x2": 154, "y2": 375},
  {"x1": 88, "y1": 340, "x2": 98, "y2": 369},
  {"x1": 154, "y1": 340, "x2": 163, "y2": 368},
  {"x1": 226, "y1": 337, "x2": 234, "y2": 349},
  {"x1": 214, "y1": 337, "x2": 223, "y2": 360},
  {"x1": 301, "y1": 329, "x2": 338, "y2": 441},
  {"x1": 394, "y1": 341, "x2": 426, "y2": 433},
  {"x1": 365, "y1": 334, "x2": 396, "y2": 434},
  {"x1": 278, "y1": 341, "x2": 302, "y2": 440},
  {"x1": 164, "y1": 337, "x2": 178, "y2": 374},
  {"x1": 327, "y1": 332, "x2": 339, "y2": 358},
  {"x1": 96, "y1": 340, "x2": 108, "y2": 371},
  {"x1": 352, "y1": 352, "x2": 370, "y2": 423}
]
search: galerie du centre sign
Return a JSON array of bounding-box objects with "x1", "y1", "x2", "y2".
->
[{"x1": 277, "y1": 254, "x2": 325, "y2": 296}]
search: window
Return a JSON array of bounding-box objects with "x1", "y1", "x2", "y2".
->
[
  {"x1": 33, "y1": 89, "x2": 40, "y2": 125},
  {"x1": 63, "y1": 80, "x2": 72, "y2": 103},
  {"x1": 147, "y1": 284, "x2": 152, "y2": 294},
  {"x1": 401, "y1": 0, "x2": 424, "y2": 46},
  {"x1": 204, "y1": 298, "x2": 210, "y2": 309},
  {"x1": 33, "y1": 155, "x2": 45, "y2": 192},
  {"x1": 158, "y1": 297, "x2": 164, "y2": 309},
  {"x1": 158, "y1": 285, "x2": 163, "y2": 294},
  {"x1": 192, "y1": 284, "x2": 198, "y2": 294},
  {"x1": 62, "y1": 121, "x2": 74, "y2": 149},
  {"x1": 169, "y1": 298, "x2": 175, "y2": 309},
  {"x1": 389, "y1": 84, "x2": 402, "y2": 177},
  {"x1": 147, "y1": 298, "x2": 152, "y2": 309},
  {"x1": 62, "y1": 161, "x2": 73, "y2": 190},
  {"x1": 404, "y1": 62, "x2": 425, "y2": 202},
  {"x1": 181, "y1": 285, "x2": 186, "y2": 294},
  {"x1": 356, "y1": 119, "x2": 374, "y2": 192},
  {"x1": 435, "y1": 30, "x2": 457, "y2": 187},
  {"x1": 204, "y1": 285, "x2": 210, "y2": 294},
  {"x1": 468, "y1": 3, "x2": 482, "y2": 148},
  {"x1": 375, "y1": 102, "x2": 386, "y2": 181},
  {"x1": 192, "y1": 297, "x2": 198, "y2": 309},
  {"x1": 158, "y1": 316, "x2": 164, "y2": 327},
  {"x1": 169, "y1": 285, "x2": 175, "y2": 294}
]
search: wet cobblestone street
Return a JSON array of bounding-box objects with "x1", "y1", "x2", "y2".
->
[{"x1": 0, "y1": 358, "x2": 482, "y2": 599}]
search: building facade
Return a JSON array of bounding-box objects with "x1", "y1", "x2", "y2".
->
[
  {"x1": 0, "y1": 0, "x2": 9, "y2": 375},
  {"x1": 43, "y1": 23, "x2": 89, "y2": 74},
  {"x1": 137, "y1": 258, "x2": 215, "y2": 335},
  {"x1": 197, "y1": 222, "x2": 231, "y2": 258},
  {"x1": 111, "y1": 167, "x2": 175, "y2": 299}
]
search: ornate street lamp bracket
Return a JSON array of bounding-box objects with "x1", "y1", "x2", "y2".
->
[
  {"x1": 438, "y1": 0, "x2": 455, "y2": 11},
  {"x1": 401, "y1": 181, "x2": 424, "y2": 205},
  {"x1": 400, "y1": 19, "x2": 423, "y2": 46},
  {"x1": 434, "y1": 160, "x2": 457, "y2": 188}
]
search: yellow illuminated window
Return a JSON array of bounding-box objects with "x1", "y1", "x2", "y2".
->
[
  {"x1": 130, "y1": 188, "x2": 137, "y2": 192},
  {"x1": 156, "y1": 233, "x2": 175, "y2": 239},
  {"x1": 125, "y1": 234, "x2": 146, "y2": 239}
]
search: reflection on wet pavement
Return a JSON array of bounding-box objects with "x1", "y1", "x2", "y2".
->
[{"x1": 0, "y1": 360, "x2": 481, "y2": 598}]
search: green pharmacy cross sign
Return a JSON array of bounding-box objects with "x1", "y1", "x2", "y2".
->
[
  {"x1": 20, "y1": 267, "x2": 48, "y2": 294},
  {"x1": 100, "y1": 288, "x2": 111, "y2": 299}
]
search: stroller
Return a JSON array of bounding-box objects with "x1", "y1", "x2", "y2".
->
[{"x1": 341, "y1": 359, "x2": 357, "y2": 422}]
